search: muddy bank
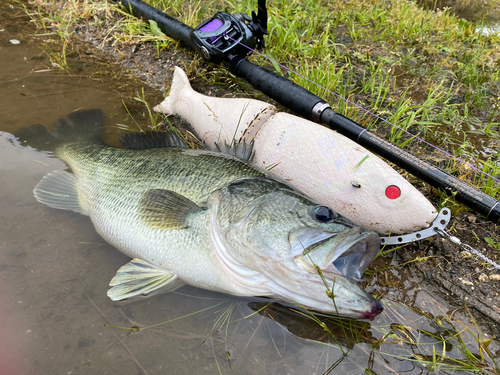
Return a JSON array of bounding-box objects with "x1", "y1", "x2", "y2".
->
[{"x1": 26, "y1": 0, "x2": 500, "y2": 337}]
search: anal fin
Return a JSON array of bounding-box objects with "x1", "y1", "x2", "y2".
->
[
  {"x1": 34, "y1": 170, "x2": 87, "y2": 215},
  {"x1": 107, "y1": 258, "x2": 183, "y2": 301}
]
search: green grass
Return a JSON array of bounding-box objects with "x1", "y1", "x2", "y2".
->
[{"x1": 485, "y1": 236, "x2": 500, "y2": 250}]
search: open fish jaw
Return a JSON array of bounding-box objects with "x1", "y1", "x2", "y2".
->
[
  {"x1": 328, "y1": 231, "x2": 380, "y2": 281},
  {"x1": 283, "y1": 230, "x2": 382, "y2": 318},
  {"x1": 301, "y1": 228, "x2": 380, "y2": 281}
]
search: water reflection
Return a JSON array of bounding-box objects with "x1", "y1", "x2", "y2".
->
[
  {"x1": 248, "y1": 302, "x2": 376, "y2": 348},
  {"x1": 416, "y1": 0, "x2": 500, "y2": 24},
  {"x1": 416, "y1": 0, "x2": 500, "y2": 38}
]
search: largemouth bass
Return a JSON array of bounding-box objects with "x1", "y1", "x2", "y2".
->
[{"x1": 15, "y1": 109, "x2": 383, "y2": 319}]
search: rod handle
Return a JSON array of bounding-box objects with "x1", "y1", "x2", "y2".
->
[{"x1": 228, "y1": 55, "x2": 324, "y2": 120}]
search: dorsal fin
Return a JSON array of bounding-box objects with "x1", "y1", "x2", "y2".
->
[
  {"x1": 120, "y1": 130, "x2": 187, "y2": 150},
  {"x1": 214, "y1": 140, "x2": 255, "y2": 162}
]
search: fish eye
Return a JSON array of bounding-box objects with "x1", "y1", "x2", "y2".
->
[{"x1": 312, "y1": 206, "x2": 336, "y2": 222}]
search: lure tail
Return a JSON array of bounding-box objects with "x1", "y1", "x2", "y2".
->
[
  {"x1": 153, "y1": 66, "x2": 193, "y2": 115},
  {"x1": 154, "y1": 67, "x2": 276, "y2": 148}
]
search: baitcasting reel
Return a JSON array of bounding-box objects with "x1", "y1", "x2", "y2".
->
[{"x1": 190, "y1": 0, "x2": 268, "y2": 60}]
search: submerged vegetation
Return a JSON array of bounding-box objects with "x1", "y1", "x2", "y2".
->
[
  {"x1": 20, "y1": 0, "x2": 500, "y2": 373},
  {"x1": 101, "y1": 293, "x2": 499, "y2": 374}
]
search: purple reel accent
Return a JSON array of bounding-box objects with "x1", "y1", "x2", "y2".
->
[
  {"x1": 200, "y1": 18, "x2": 224, "y2": 42},
  {"x1": 200, "y1": 18, "x2": 223, "y2": 32}
]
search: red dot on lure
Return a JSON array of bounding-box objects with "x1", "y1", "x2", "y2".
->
[{"x1": 385, "y1": 185, "x2": 401, "y2": 199}]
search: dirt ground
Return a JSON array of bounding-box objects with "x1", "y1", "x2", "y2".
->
[{"x1": 46, "y1": 6, "x2": 500, "y2": 338}]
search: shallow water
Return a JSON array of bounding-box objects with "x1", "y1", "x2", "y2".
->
[
  {"x1": 416, "y1": 0, "x2": 500, "y2": 23},
  {"x1": 416, "y1": 0, "x2": 500, "y2": 37},
  {"x1": 1, "y1": 3, "x2": 498, "y2": 375}
]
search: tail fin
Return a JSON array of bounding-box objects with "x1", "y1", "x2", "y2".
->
[
  {"x1": 153, "y1": 66, "x2": 192, "y2": 114},
  {"x1": 14, "y1": 109, "x2": 105, "y2": 152}
]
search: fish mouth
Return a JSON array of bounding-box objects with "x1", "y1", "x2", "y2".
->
[{"x1": 296, "y1": 228, "x2": 380, "y2": 281}]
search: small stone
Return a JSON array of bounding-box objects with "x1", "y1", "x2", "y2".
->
[
  {"x1": 478, "y1": 273, "x2": 488, "y2": 283},
  {"x1": 490, "y1": 274, "x2": 500, "y2": 281},
  {"x1": 467, "y1": 214, "x2": 476, "y2": 223},
  {"x1": 10, "y1": 39, "x2": 20, "y2": 44},
  {"x1": 460, "y1": 278, "x2": 474, "y2": 286}
]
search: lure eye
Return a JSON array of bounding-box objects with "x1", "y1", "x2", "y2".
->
[
  {"x1": 312, "y1": 206, "x2": 336, "y2": 222},
  {"x1": 385, "y1": 185, "x2": 401, "y2": 199}
]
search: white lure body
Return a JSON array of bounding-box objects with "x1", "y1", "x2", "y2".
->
[{"x1": 155, "y1": 67, "x2": 437, "y2": 234}]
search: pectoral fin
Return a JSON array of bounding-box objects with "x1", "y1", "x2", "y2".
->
[
  {"x1": 138, "y1": 189, "x2": 204, "y2": 229},
  {"x1": 107, "y1": 258, "x2": 183, "y2": 301}
]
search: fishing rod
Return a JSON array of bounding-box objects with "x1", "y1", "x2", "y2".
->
[{"x1": 113, "y1": 0, "x2": 500, "y2": 225}]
